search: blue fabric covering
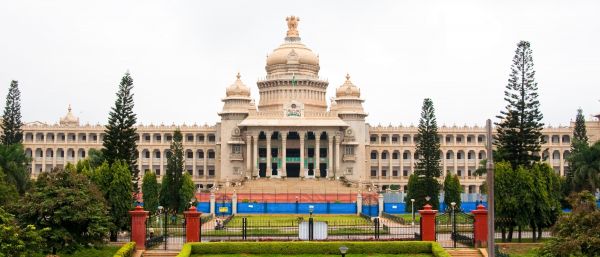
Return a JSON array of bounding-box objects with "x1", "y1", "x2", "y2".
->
[
  {"x1": 236, "y1": 202, "x2": 357, "y2": 214},
  {"x1": 196, "y1": 202, "x2": 210, "y2": 213},
  {"x1": 361, "y1": 204, "x2": 379, "y2": 217}
]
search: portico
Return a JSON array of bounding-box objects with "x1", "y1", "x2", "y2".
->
[{"x1": 241, "y1": 126, "x2": 346, "y2": 179}]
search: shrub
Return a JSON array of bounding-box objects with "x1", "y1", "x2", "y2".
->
[
  {"x1": 113, "y1": 242, "x2": 136, "y2": 257},
  {"x1": 177, "y1": 241, "x2": 443, "y2": 256}
]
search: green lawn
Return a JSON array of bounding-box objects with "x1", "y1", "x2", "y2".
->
[
  {"x1": 226, "y1": 215, "x2": 371, "y2": 227},
  {"x1": 497, "y1": 243, "x2": 542, "y2": 257},
  {"x1": 394, "y1": 214, "x2": 421, "y2": 223},
  {"x1": 192, "y1": 254, "x2": 433, "y2": 257},
  {"x1": 33, "y1": 245, "x2": 120, "y2": 257}
]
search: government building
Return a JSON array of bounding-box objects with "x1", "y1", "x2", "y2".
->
[{"x1": 21, "y1": 17, "x2": 600, "y2": 194}]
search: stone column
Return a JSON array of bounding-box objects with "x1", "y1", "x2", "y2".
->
[
  {"x1": 356, "y1": 193, "x2": 362, "y2": 215},
  {"x1": 203, "y1": 148, "x2": 208, "y2": 178},
  {"x1": 253, "y1": 135, "x2": 258, "y2": 177},
  {"x1": 335, "y1": 134, "x2": 341, "y2": 177},
  {"x1": 246, "y1": 135, "x2": 252, "y2": 177},
  {"x1": 378, "y1": 194, "x2": 384, "y2": 216},
  {"x1": 299, "y1": 131, "x2": 306, "y2": 177},
  {"x1": 266, "y1": 131, "x2": 272, "y2": 177},
  {"x1": 232, "y1": 192, "x2": 238, "y2": 214},
  {"x1": 129, "y1": 205, "x2": 149, "y2": 250},
  {"x1": 471, "y1": 204, "x2": 488, "y2": 247},
  {"x1": 281, "y1": 132, "x2": 287, "y2": 177},
  {"x1": 184, "y1": 206, "x2": 202, "y2": 243},
  {"x1": 418, "y1": 204, "x2": 438, "y2": 241},
  {"x1": 315, "y1": 134, "x2": 320, "y2": 177},
  {"x1": 209, "y1": 193, "x2": 216, "y2": 216},
  {"x1": 328, "y1": 134, "x2": 334, "y2": 178}
]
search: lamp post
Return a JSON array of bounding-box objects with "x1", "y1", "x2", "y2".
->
[
  {"x1": 339, "y1": 246, "x2": 349, "y2": 257},
  {"x1": 295, "y1": 196, "x2": 299, "y2": 214},
  {"x1": 451, "y1": 202, "x2": 456, "y2": 248},
  {"x1": 411, "y1": 198, "x2": 415, "y2": 226},
  {"x1": 425, "y1": 196, "x2": 431, "y2": 204}
]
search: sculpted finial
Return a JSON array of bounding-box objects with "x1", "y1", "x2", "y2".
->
[
  {"x1": 286, "y1": 16, "x2": 300, "y2": 38},
  {"x1": 236, "y1": 72, "x2": 241, "y2": 80},
  {"x1": 346, "y1": 73, "x2": 351, "y2": 81}
]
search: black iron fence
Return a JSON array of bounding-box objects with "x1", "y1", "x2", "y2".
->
[
  {"x1": 201, "y1": 216, "x2": 420, "y2": 241},
  {"x1": 145, "y1": 212, "x2": 186, "y2": 250}
]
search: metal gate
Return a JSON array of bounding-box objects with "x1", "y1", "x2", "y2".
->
[
  {"x1": 145, "y1": 208, "x2": 186, "y2": 250},
  {"x1": 435, "y1": 208, "x2": 474, "y2": 248}
]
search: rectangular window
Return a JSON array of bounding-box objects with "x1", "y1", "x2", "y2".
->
[
  {"x1": 208, "y1": 169, "x2": 215, "y2": 176},
  {"x1": 382, "y1": 170, "x2": 387, "y2": 177},
  {"x1": 403, "y1": 170, "x2": 408, "y2": 176},
  {"x1": 145, "y1": 135, "x2": 150, "y2": 141},
  {"x1": 345, "y1": 146, "x2": 354, "y2": 155},
  {"x1": 187, "y1": 151, "x2": 193, "y2": 158},
  {"x1": 156, "y1": 169, "x2": 161, "y2": 176},
  {"x1": 233, "y1": 145, "x2": 241, "y2": 154},
  {"x1": 371, "y1": 170, "x2": 377, "y2": 177},
  {"x1": 187, "y1": 169, "x2": 193, "y2": 175},
  {"x1": 198, "y1": 169, "x2": 204, "y2": 176},
  {"x1": 187, "y1": 135, "x2": 194, "y2": 142},
  {"x1": 393, "y1": 170, "x2": 399, "y2": 177}
]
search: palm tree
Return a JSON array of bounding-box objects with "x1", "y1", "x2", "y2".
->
[{"x1": 568, "y1": 141, "x2": 600, "y2": 192}]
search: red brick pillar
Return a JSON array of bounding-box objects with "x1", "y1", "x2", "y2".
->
[
  {"x1": 129, "y1": 205, "x2": 149, "y2": 250},
  {"x1": 184, "y1": 206, "x2": 202, "y2": 242},
  {"x1": 471, "y1": 204, "x2": 488, "y2": 247},
  {"x1": 418, "y1": 204, "x2": 438, "y2": 241}
]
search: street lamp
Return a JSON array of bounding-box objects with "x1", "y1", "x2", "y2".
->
[
  {"x1": 339, "y1": 246, "x2": 349, "y2": 257},
  {"x1": 425, "y1": 196, "x2": 431, "y2": 203},
  {"x1": 450, "y1": 202, "x2": 456, "y2": 248},
  {"x1": 309, "y1": 205, "x2": 314, "y2": 217},
  {"x1": 410, "y1": 198, "x2": 415, "y2": 226}
]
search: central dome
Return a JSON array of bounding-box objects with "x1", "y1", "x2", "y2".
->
[
  {"x1": 266, "y1": 41, "x2": 319, "y2": 66},
  {"x1": 264, "y1": 16, "x2": 320, "y2": 78}
]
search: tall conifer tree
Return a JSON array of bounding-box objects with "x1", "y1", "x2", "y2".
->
[
  {"x1": 407, "y1": 98, "x2": 442, "y2": 210},
  {"x1": 1, "y1": 80, "x2": 23, "y2": 145},
  {"x1": 142, "y1": 171, "x2": 160, "y2": 214},
  {"x1": 495, "y1": 41, "x2": 544, "y2": 170},
  {"x1": 567, "y1": 108, "x2": 588, "y2": 191},
  {"x1": 160, "y1": 129, "x2": 184, "y2": 212},
  {"x1": 103, "y1": 72, "x2": 139, "y2": 191}
]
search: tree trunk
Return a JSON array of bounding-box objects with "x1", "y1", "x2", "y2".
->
[
  {"x1": 508, "y1": 226, "x2": 514, "y2": 242},
  {"x1": 537, "y1": 226, "x2": 542, "y2": 240},
  {"x1": 110, "y1": 230, "x2": 118, "y2": 242},
  {"x1": 518, "y1": 225, "x2": 522, "y2": 243},
  {"x1": 531, "y1": 223, "x2": 536, "y2": 242},
  {"x1": 501, "y1": 226, "x2": 506, "y2": 242}
]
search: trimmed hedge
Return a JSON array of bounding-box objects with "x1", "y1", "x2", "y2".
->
[
  {"x1": 113, "y1": 242, "x2": 136, "y2": 257},
  {"x1": 177, "y1": 241, "x2": 449, "y2": 257}
]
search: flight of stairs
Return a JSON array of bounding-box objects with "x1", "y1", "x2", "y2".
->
[
  {"x1": 446, "y1": 249, "x2": 485, "y2": 257},
  {"x1": 142, "y1": 250, "x2": 179, "y2": 257}
]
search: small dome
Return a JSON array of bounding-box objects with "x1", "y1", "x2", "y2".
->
[
  {"x1": 59, "y1": 105, "x2": 79, "y2": 126},
  {"x1": 226, "y1": 73, "x2": 251, "y2": 97},
  {"x1": 336, "y1": 74, "x2": 361, "y2": 98}
]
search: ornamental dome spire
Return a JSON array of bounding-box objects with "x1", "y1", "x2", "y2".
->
[
  {"x1": 59, "y1": 104, "x2": 79, "y2": 126},
  {"x1": 336, "y1": 73, "x2": 361, "y2": 98},
  {"x1": 225, "y1": 72, "x2": 251, "y2": 97}
]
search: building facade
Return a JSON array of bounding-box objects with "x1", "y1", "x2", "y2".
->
[{"x1": 22, "y1": 17, "x2": 600, "y2": 193}]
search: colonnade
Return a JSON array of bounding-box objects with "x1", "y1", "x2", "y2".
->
[{"x1": 245, "y1": 130, "x2": 343, "y2": 178}]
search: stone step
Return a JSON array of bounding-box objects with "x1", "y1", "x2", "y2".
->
[
  {"x1": 446, "y1": 249, "x2": 484, "y2": 257},
  {"x1": 142, "y1": 250, "x2": 179, "y2": 257}
]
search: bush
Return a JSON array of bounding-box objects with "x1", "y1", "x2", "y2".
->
[
  {"x1": 113, "y1": 242, "x2": 136, "y2": 257},
  {"x1": 177, "y1": 241, "x2": 446, "y2": 257}
]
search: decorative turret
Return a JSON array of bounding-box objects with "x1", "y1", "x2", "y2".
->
[
  {"x1": 220, "y1": 73, "x2": 254, "y2": 118},
  {"x1": 333, "y1": 74, "x2": 367, "y2": 120},
  {"x1": 59, "y1": 105, "x2": 79, "y2": 126}
]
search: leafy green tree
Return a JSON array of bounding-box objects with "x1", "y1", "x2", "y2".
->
[
  {"x1": 179, "y1": 173, "x2": 195, "y2": 213},
  {"x1": 142, "y1": 171, "x2": 160, "y2": 214},
  {"x1": 0, "y1": 207, "x2": 47, "y2": 257},
  {"x1": 404, "y1": 174, "x2": 422, "y2": 212},
  {"x1": 529, "y1": 163, "x2": 561, "y2": 241},
  {"x1": 495, "y1": 41, "x2": 544, "y2": 170},
  {"x1": 495, "y1": 162, "x2": 534, "y2": 242},
  {"x1": 107, "y1": 161, "x2": 133, "y2": 241},
  {"x1": 568, "y1": 141, "x2": 600, "y2": 192},
  {"x1": 89, "y1": 161, "x2": 111, "y2": 195},
  {"x1": 0, "y1": 168, "x2": 18, "y2": 209},
  {"x1": 15, "y1": 168, "x2": 110, "y2": 254},
  {"x1": 539, "y1": 191, "x2": 600, "y2": 257},
  {"x1": 1, "y1": 80, "x2": 23, "y2": 146},
  {"x1": 412, "y1": 98, "x2": 442, "y2": 210},
  {"x1": 0, "y1": 143, "x2": 30, "y2": 194},
  {"x1": 443, "y1": 173, "x2": 462, "y2": 210},
  {"x1": 88, "y1": 148, "x2": 105, "y2": 169},
  {"x1": 103, "y1": 72, "x2": 139, "y2": 191},
  {"x1": 160, "y1": 129, "x2": 184, "y2": 212}
]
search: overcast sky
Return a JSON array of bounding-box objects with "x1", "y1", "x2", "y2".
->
[{"x1": 0, "y1": 0, "x2": 598, "y2": 127}]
